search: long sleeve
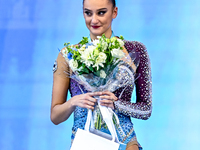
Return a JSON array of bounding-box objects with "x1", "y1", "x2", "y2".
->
[{"x1": 113, "y1": 41, "x2": 152, "y2": 120}]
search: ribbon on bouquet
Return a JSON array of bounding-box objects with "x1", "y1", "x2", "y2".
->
[
  {"x1": 77, "y1": 62, "x2": 138, "y2": 140},
  {"x1": 78, "y1": 84, "x2": 120, "y2": 142},
  {"x1": 85, "y1": 99, "x2": 120, "y2": 143}
]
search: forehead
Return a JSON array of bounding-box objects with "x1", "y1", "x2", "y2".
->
[{"x1": 83, "y1": 0, "x2": 111, "y2": 9}]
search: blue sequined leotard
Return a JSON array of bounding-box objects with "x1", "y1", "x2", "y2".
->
[{"x1": 53, "y1": 40, "x2": 152, "y2": 149}]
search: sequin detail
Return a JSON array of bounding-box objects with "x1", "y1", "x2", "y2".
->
[
  {"x1": 114, "y1": 41, "x2": 152, "y2": 120},
  {"x1": 53, "y1": 60, "x2": 58, "y2": 73}
]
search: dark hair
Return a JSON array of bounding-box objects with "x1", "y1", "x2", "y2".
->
[{"x1": 83, "y1": 0, "x2": 116, "y2": 7}]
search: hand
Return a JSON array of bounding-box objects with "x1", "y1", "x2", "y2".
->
[
  {"x1": 99, "y1": 91, "x2": 118, "y2": 110},
  {"x1": 71, "y1": 92, "x2": 101, "y2": 110}
]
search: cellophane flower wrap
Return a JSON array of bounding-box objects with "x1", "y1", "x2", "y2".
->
[{"x1": 61, "y1": 34, "x2": 139, "y2": 131}]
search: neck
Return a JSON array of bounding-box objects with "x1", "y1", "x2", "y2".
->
[{"x1": 90, "y1": 29, "x2": 112, "y2": 41}]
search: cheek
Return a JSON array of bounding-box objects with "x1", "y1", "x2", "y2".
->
[
  {"x1": 84, "y1": 16, "x2": 90, "y2": 25},
  {"x1": 102, "y1": 15, "x2": 112, "y2": 25}
]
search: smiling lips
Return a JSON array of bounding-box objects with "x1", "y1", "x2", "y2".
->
[{"x1": 92, "y1": 25, "x2": 100, "y2": 29}]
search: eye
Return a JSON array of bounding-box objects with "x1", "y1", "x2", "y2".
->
[
  {"x1": 98, "y1": 11, "x2": 106, "y2": 16},
  {"x1": 84, "y1": 11, "x2": 92, "y2": 16}
]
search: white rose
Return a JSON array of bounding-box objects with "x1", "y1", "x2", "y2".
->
[
  {"x1": 69, "y1": 59, "x2": 78, "y2": 71},
  {"x1": 100, "y1": 70, "x2": 106, "y2": 78},
  {"x1": 117, "y1": 39, "x2": 124, "y2": 47},
  {"x1": 98, "y1": 52, "x2": 107, "y2": 62},
  {"x1": 111, "y1": 48, "x2": 125, "y2": 59}
]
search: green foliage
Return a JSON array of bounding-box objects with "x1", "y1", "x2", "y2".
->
[
  {"x1": 119, "y1": 35, "x2": 124, "y2": 40},
  {"x1": 64, "y1": 42, "x2": 70, "y2": 47},
  {"x1": 79, "y1": 37, "x2": 89, "y2": 45}
]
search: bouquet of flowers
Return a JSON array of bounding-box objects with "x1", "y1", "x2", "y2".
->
[{"x1": 61, "y1": 34, "x2": 138, "y2": 130}]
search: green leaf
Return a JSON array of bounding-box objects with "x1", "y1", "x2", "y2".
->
[
  {"x1": 119, "y1": 35, "x2": 124, "y2": 40},
  {"x1": 64, "y1": 42, "x2": 70, "y2": 47},
  {"x1": 104, "y1": 51, "x2": 110, "y2": 54},
  {"x1": 76, "y1": 55, "x2": 81, "y2": 60},
  {"x1": 78, "y1": 71, "x2": 83, "y2": 75},
  {"x1": 83, "y1": 68, "x2": 89, "y2": 74},
  {"x1": 76, "y1": 45, "x2": 79, "y2": 49},
  {"x1": 96, "y1": 70, "x2": 100, "y2": 77},
  {"x1": 89, "y1": 66, "x2": 94, "y2": 72}
]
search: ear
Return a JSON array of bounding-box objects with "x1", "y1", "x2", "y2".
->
[{"x1": 112, "y1": 7, "x2": 118, "y2": 19}]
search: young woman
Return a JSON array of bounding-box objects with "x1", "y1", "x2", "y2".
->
[{"x1": 51, "y1": 0, "x2": 152, "y2": 149}]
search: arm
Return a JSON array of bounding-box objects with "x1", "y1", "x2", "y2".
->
[
  {"x1": 51, "y1": 53, "x2": 76, "y2": 125},
  {"x1": 51, "y1": 52, "x2": 99, "y2": 125},
  {"x1": 113, "y1": 41, "x2": 152, "y2": 120}
]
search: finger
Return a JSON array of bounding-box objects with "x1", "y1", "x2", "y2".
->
[
  {"x1": 99, "y1": 95, "x2": 109, "y2": 99},
  {"x1": 101, "y1": 91, "x2": 111, "y2": 95},
  {"x1": 80, "y1": 100, "x2": 95, "y2": 109},
  {"x1": 84, "y1": 100, "x2": 95, "y2": 106},
  {"x1": 100, "y1": 95, "x2": 118, "y2": 101},
  {"x1": 100, "y1": 103, "x2": 114, "y2": 109},
  {"x1": 99, "y1": 95, "x2": 115, "y2": 100},
  {"x1": 88, "y1": 92, "x2": 103, "y2": 96},
  {"x1": 84, "y1": 104, "x2": 95, "y2": 110},
  {"x1": 101, "y1": 91, "x2": 118, "y2": 100},
  {"x1": 100, "y1": 99, "x2": 113, "y2": 104},
  {"x1": 78, "y1": 102, "x2": 95, "y2": 109},
  {"x1": 100, "y1": 103, "x2": 109, "y2": 107},
  {"x1": 83, "y1": 95, "x2": 97, "y2": 103},
  {"x1": 88, "y1": 97, "x2": 97, "y2": 103},
  {"x1": 88, "y1": 105, "x2": 95, "y2": 110}
]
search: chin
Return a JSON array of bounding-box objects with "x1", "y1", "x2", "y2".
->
[
  {"x1": 92, "y1": 32, "x2": 103, "y2": 36},
  {"x1": 90, "y1": 28, "x2": 104, "y2": 36}
]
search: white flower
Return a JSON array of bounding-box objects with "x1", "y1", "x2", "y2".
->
[
  {"x1": 69, "y1": 59, "x2": 78, "y2": 71},
  {"x1": 93, "y1": 52, "x2": 107, "y2": 70},
  {"x1": 111, "y1": 48, "x2": 125, "y2": 59},
  {"x1": 78, "y1": 45, "x2": 86, "y2": 54},
  {"x1": 98, "y1": 52, "x2": 107, "y2": 61},
  {"x1": 81, "y1": 45, "x2": 95, "y2": 67},
  {"x1": 92, "y1": 39, "x2": 100, "y2": 47},
  {"x1": 117, "y1": 39, "x2": 124, "y2": 47},
  {"x1": 100, "y1": 70, "x2": 106, "y2": 78}
]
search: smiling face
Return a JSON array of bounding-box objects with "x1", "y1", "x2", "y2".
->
[{"x1": 83, "y1": 0, "x2": 118, "y2": 40}]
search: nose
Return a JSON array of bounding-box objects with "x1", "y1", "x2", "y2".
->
[{"x1": 91, "y1": 14, "x2": 99, "y2": 24}]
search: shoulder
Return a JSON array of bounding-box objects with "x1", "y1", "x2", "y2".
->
[
  {"x1": 123, "y1": 40, "x2": 151, "y2": 68},
  {"x1": 124, "y1": 40, "x2": 147, "y2": 54}
]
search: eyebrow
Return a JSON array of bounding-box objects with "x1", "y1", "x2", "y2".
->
[{"x1": 84, "y1": 8, "x2": 107, "y2": 11}]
